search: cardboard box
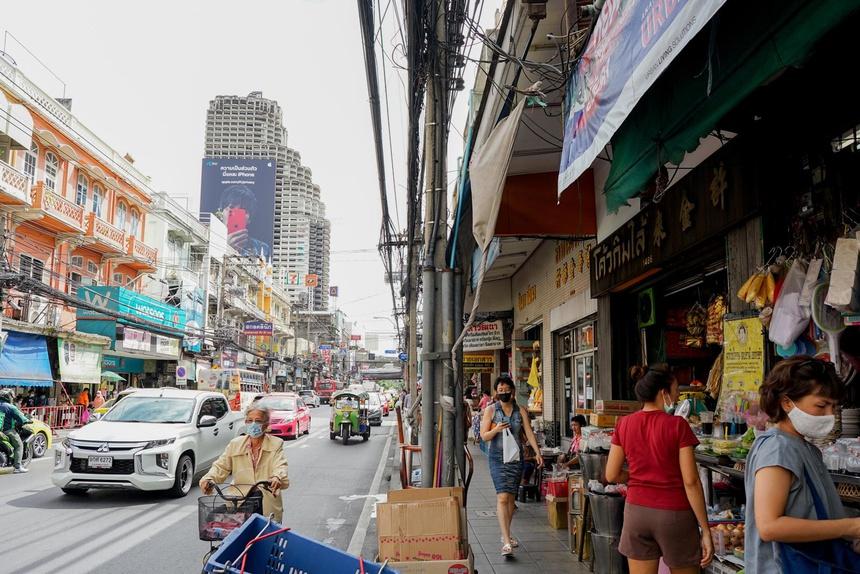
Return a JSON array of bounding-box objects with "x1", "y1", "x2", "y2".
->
[
  {"x1": 386, "y1": 549, "x2": 474, "y2": 574},
  {"x1": 388, "y1": 487, "x2": 464, "y2": 507},
  {"x1": 589, "y1": 413, "x2": 620, "y2": 428},
  {"x1": 546, "y1": 496, "x2": 568, "y2": 530},
  {"x1": 571, "y1": 515, "x2": 592, "y2": 560},
  {"x1": 595, "y1": 400, "x2": 640, "y2": 415},
  {"x1": 377, "y1": 497, "x2": 462, "y2": 562}
]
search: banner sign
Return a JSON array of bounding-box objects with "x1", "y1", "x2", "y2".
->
[
  {"x1": 181, "y1": 285, "x2": 205, "y2": 352},
  {"x1": 350, "y1": 334, "x2": 362, "y2": 341},
  {"x1": 200, "y1": 158, "x2": 276, "y2": 261},
  {"x1": 120, "y1": 327, "x2": 181, "y2": 359},
  {"x1": 242, "y1": 321, "x2": 274, "y2": 336},
  {"x1": 77, "y1": 286, "x2": 186, "y2": 331},
  {"x1": 558, "y1": 0, "x2": 727, "y2": 194},
  {"x1": 58, "y1": 339, "x2": 102, "y2": 384},
  {"x1": 463, "y1": 320, "x2": 505, "y2": 352},
  {"x1": 723, "y1": 318, "x2": 764, "y2": 393}
]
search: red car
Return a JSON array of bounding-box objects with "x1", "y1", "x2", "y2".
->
[{"x1": 255, "y1": 393, "x2": 311, "y2": 440}]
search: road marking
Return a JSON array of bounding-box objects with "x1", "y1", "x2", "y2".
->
[{"x1": 346, "y1": 427, "x2": 392, "y2": 556}]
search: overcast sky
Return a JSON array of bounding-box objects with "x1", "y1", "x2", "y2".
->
[{"x1": 2, "y1": 0, "x2": 497, "y2": 352}]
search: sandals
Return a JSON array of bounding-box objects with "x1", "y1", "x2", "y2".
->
[
  {"x1": 501, "y1": 536, "x2": 519, "y2": 548},
  {"x1": 501, "y1": 543, "x2": 513, "y2": 557}
]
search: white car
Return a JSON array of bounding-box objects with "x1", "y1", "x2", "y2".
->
[
  {"x1": 298, "y1": 390, "x2": 320, "y2": 408},
  {"x1": 53, "y1": 389, "x2": 243, "y2": 497}
]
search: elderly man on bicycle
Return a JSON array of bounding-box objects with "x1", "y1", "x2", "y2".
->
[{"x1": 200, "y1": 402, "x2": 289, "y2": 522}]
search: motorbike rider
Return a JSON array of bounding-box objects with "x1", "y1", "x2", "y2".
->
[{"x1": 0, "y1": 390, "x2": 32, "y2": 473}]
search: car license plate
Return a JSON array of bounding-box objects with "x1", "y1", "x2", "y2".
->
[{"x1": 88, "y1": 456, "x2": 113, "y2": 469}]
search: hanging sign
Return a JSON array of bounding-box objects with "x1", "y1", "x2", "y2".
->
[
  {"x1": 463, "y1": 320, "x2": 505, "y2": 352},
  {"x1": 722, "y1": 317, "x2": 764, "y2": 393}
]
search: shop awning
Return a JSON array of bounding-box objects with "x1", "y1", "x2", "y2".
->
[
  {"x1": 601, "y1": 0, "x2": 860, "y2": 211},
  {"x1": 0, "y1": 332, "x2": 53, "y2": 388}
]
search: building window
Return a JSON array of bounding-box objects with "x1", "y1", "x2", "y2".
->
[
  {"x1": 113, "y1": 272, "x2": 124, "y2": 285},
  {"x1": 75, "y1": 173, "x2": 88, "y2": 207},
  {"x1": 555, "y1": 320, "x2": 598, "y2": 437},
  {"x1": 116, "y1": 201, "x2": 127, "y2": 230},
  {"x1": 23, "y1": 143, "x2": 38, "y2": 185},
  {"x1": 129, "y1": 209, "x2": 140, "y2": 238},
  {"x1": 70, "y1": 255, "x2": 83, "y2": 268},
  {"x1": 68, "y1": 271, "x2": 82, "y2": 296},
  {"x1": 19, "y1": 254, "x2": 45, "y2": 283},
  {"x1": 92, "y1": 184, "x2": 104, "y2": 218},
  {"x1": 44, "y1": 152, "x2": 59, "y2": 191},
  {"x1": 87, "y1": 261, "x2": 99, "y2": 275}
]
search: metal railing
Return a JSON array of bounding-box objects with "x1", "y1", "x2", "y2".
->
[{"x1": 22, "y1": 404, "x2": 87, "y2": 429}]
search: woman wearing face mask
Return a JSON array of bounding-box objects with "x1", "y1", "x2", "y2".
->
[
  {"x1": 606, "y1": 365, "x2": 713, "y2": 574},
  {"x1": 480, "y1": 376, "x2": 544, "y2": 557},
  {"x1": 745, "y1": 356, "x2": 860, "y2": 572},
  {"x1": 199, "y1": 402, "x2": 289, "y2": 522}
]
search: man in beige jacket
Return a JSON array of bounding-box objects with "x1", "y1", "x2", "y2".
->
[{"x1": 200, "y1": 404, "x2": 289, "y2": 522}]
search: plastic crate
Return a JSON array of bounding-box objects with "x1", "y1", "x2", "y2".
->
[
  {"x1": 205, "y1": 514, "x2": 399, "y2": 574},
  {"x1": 704, "y1": 558, "x2": 743, "y2": 574}
]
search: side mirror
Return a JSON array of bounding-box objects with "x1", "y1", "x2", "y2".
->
[
  {"x1": 90, "y1": 413, "x2": 102, "y2": 422},
  {"x1": 198, "y1": 415, "x2": 217, "y2": 428}
]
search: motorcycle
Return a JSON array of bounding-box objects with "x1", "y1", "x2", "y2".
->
[{"x1": 0, "y1": 423, "x2": 35, "y2": 471}]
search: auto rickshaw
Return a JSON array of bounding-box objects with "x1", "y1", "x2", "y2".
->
[{"x1": 329, "y1": 390, "x2": 371, "y2": 444}]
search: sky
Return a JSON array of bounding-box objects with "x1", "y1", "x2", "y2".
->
[{"x1": 1, "y1": 0, "x2": 498, "y2": 353}]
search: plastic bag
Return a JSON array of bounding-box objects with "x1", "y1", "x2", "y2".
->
[
  {"x1": 502, "y1": 428, "x2": 520, "y2": 463},
  {"x1": 769, "y1": 259, "x2": 810, "y2": 347}
]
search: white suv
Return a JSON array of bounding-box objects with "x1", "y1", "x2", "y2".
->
[{"x1": 53, "y1": 389, "x2": 243, "y2": 497}]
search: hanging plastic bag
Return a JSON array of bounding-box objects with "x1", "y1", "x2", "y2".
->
[
  {"x1": 769, "y1": 259, "x2": 810, "y2": 347},
  {"x1": 502, "y1": 428, "x2": 520, "y2": 463}
]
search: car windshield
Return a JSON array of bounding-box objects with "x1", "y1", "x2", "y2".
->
[
  {"x1": 101, "y1": 397, "x2": 195, "y2": 423},
  {"x1": 299, "y1": 391, "x2": 312, "y2": 397},
  {"x1": 335, "y1": 396, "x2": 359, "y2": 409},
  {"x1": 256, "y1": 397, "x2": 296, "y2": 411},
  {"x1": 368, "y1": 394, "x2": 381, "y2": 407}
]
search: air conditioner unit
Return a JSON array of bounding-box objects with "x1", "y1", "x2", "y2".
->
[{"x1": 26, "y1": 296, "x2": 51, "y2": 325}]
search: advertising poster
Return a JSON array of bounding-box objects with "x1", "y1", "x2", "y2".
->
[
  {"x1": 200, "y1": 158, "x2": 276, "y2": 262},
  {"x1": 182, "y1": 285, "x2": 205, "y2": 353},
  {"x1": 58, "y1": 340, "x2": 103, "y2": 384},
  {"x1": 722, "y1": 317, "x2": 764, "y2": 393}
]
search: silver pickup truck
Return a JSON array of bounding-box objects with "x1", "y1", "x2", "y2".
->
[{"x1": 53, "y1": 388, "x2": 244, "y2": 497}]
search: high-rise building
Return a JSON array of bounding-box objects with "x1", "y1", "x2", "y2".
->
[{"x1": 203, "y1": 91, "x2": 331, "y2": 309}]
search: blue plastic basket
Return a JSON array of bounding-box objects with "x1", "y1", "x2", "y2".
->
[{"x1": 204, "y1": 514, "x2": 399, "y2": 574}]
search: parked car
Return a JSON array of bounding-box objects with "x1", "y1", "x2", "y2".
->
[
  {"x1": 367, "y1": 392, "x2": 383, "y2": 426},
  {"x1": 254, "y1": 393, "x2": 311, "y2": 440},
  {"x1": 298, "y1": 390, "x2": 321, "y2": 408},
  {"x1": 52, "y1": 389, "x2": 243, "y2": 497}
]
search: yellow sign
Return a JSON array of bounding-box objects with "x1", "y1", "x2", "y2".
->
[{"x1": 723, "y1": 317, "x2": 764, "y2": 392}]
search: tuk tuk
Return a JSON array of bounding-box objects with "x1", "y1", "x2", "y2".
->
[{"x1": 329, "y1": 390, "x2": 371, "y2": 444}]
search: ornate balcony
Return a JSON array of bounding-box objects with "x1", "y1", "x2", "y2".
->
[
  {"x1": 126, "y1": 235, "x2": 158, "y2": 270},
  {"x1": 30, "y1": 182, "x2": 85, "y2": 232},
  {"x1": 0, "y1": 159, "x2": 30, "y2": 205},
  {"x1": 85, "y1": 212, "x2": 126, "y2": 254}
]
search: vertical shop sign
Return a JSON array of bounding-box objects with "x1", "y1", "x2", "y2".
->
[{"x1": 722, "y1": 317, "x2": 764, "y2": 393}]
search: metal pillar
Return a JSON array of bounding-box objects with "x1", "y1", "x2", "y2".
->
[
  {"x1": 441, "y1": 268, "x2": 454, "y2": 487},
  {"x1": 453, "y1": 269, "x2": 466, "y2": 483}
]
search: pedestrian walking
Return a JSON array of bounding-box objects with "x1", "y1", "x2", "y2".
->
[
  {"x1": 479, "y1": 376, "x2": 543, "y2": 557},
  {"x1": 478, "y1": 390, "x2": 492, "y2": 411},
  {"x1": 744, "y1": 356, "x2": 860, "y2": 573},
  {"x1": 0, "y1": 390, "x2": 31, "y2": 473},
  {"x1": 200, "y1": 401, "x2": 289, "y2": 522},
  {"x1": 606, "y1": 365, "x2": 713, "y2": 573}
]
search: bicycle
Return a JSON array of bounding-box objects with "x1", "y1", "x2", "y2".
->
[{"x1": 198, "y1": 480, "x2": 273, "y2": 569}]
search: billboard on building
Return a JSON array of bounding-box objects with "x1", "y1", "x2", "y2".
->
[{"x1": 200, "y1": 158, "x2": 276, "y2": 262}]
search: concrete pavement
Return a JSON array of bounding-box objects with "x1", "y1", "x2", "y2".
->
[{"x1": 0, "y1": 405, "x2": 398, "y2": 574}]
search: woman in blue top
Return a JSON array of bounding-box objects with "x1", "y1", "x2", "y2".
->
[
  {"x1": 745, "y1": 356, "x2": 860, "y2": 573},
  {"x1": 480, "y1": 376, "x2": 543, "y2": 556}
]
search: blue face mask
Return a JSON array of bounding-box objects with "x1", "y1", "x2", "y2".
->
[{"x1": 246, "y1": 422, "x2": 264, "y2": 438}]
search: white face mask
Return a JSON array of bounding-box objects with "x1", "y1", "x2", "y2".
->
[
  {"x1": 786, "y1": 400, "x2": 835, "y2": 439},
  {"x1": 662, "y1": 391, "x2": 675, "y2": 414}
]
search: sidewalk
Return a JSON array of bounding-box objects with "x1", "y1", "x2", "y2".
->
[{"x1": 465, "y1": 444, "x2": 592, "y2": 574}]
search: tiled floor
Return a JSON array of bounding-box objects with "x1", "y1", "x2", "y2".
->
[{"x1": 466, "y1": 444, "x2": 593, "y2": 574}]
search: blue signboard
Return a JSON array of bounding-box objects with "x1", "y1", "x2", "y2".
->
[
  {"x1": 101, "y1": 355, "x2": 145, "y2": 374},
  {"x1": 558, "y1": 0, "x2": 727, "y2": 194},
  {"x1": 77, "y1": 286, "x2": 186, "y2": 332},
  {"x1": 384, "y1": 349, "x2": 397, "y2": 355},
  {"x1": 200, "y1": 158, "x2": 276, "y2": 262},
  {"x1": 318, "y1": 344, "x2": 332, "y2": 351},
  {"x1": 398, "y1": 352, "x2": 408, "y2": 362}
]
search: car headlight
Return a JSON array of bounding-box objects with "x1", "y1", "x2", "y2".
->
[
  {"x1": 143, "y1": 438, "x2": 176, "y2": 450},
  {"x1": 61, "y1": 438, "x2": 72, "y2": 450}
]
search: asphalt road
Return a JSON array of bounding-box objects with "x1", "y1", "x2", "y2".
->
[{"x1": 0, "y1": 405, "x2": 397, "y2": 574}]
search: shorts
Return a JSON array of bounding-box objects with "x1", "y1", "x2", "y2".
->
[{"x1": 619, "y1": 502, "x2": 702, "y2": 568}]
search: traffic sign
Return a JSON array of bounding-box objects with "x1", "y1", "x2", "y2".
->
[
  {"x1": 384, "y1": 349, "x2": 397, "y2": 354},
  {"x1": 398, "y1": 352, "x2": 408, "y2": 361},
  {"x1": 319, "y1": 344, "x2": 332, "y2": 350}
]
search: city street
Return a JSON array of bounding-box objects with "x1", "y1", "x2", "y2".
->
[{"x1": 0, "y1": 407, "x2": 397, "y2": 574}]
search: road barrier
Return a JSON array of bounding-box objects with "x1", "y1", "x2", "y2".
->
[{"x1": 22, "y1": 405, "x2": 87, "y2": 429}]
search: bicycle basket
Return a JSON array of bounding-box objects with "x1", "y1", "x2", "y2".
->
[{"x1": 198, "y1": 492, "x2": 264, "y2": 542}]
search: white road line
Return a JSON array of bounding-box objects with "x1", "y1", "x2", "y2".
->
[{"x1": 346, "y1": 427, "x2": 393, "y2": 556}]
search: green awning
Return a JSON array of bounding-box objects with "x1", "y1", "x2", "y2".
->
[{"x1": 604, "y1": 0, "x2": 860, "y2": 212}]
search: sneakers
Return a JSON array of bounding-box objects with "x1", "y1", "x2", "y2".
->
[{"x1": 13, "y1": 467, "x2": 29, "y2": 474}]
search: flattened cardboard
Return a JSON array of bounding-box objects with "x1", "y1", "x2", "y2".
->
[{"x1": 386, "y1": 549, "x2": 474, "y2": 574}]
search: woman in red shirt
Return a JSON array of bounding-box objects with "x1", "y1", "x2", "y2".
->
[{"x1": 606, "y1": 365, "x2": 713, "y2": 574}]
